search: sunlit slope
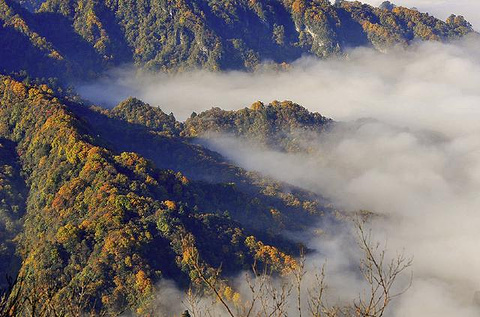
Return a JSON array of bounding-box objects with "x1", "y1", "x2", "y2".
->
[{"x1": 0, "y1": 76, "x2": 329, "y2": 315}]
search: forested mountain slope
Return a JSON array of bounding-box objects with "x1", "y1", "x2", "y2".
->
[
  {"x1": 0, "y1": 0, "x2": 474, "y2": 81},
  {"x1": 0, "y1": 76, "x2": 333, "y2": 315},
  {"x1": 73, "y1": 97, "x2": 329, "y2": 231},
  {"x1": 0, "y1": 138, "x2": 26, "y2": 289}
]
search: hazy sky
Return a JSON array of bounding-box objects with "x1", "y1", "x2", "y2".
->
[{"x1": 360, "y1": 0, "x2": 480, "y2": 30}]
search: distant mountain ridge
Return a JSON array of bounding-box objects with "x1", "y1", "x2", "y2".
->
[
  {"x1": 183, "y1": 100, "x2": 332, "y2": 152},
  {"x1": 0, "y1": 0, "x2": 474, "y2": 81}
]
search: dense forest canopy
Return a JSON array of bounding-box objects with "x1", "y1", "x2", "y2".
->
[{"x1": 0, "y1": 0, "x2": 474, "y2": 81}]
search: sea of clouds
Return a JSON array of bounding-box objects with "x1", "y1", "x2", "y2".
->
[{"x1": 80, "y1": 30, "x2": 480, "y2": 317}]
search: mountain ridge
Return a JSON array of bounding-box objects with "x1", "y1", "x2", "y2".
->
[
  {"x1": 0, "y1": 0, "x2": 474, "y2": 82},
  {"x1": 0, "y1": 75, "x2": 334, "y2": 315}
]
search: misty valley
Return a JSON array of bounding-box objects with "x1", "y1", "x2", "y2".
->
[{"x1": 0, "y1": 0, "x2": 479, "y2": 316}]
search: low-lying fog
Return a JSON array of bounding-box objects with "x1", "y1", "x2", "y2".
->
[{"x1": 80, "y1": 36, "x2": 480, "y2": 316}]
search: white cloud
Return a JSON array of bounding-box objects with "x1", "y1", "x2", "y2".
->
[
  {"x1": 198, "y1": 38, "x2": 480, "y2": 316},
  {"x1": 79, "y1": 36, "x2": 480, "y2": 316},
  {"x1": 79, "y1": 37, "x2": 480, "y2": 137}
]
